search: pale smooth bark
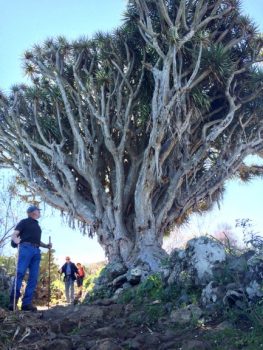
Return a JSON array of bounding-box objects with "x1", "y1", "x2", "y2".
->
[{"x1": 0, "y1": 0, "x2": 262, "y2": 272}]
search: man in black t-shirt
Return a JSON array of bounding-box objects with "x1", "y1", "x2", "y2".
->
[{"x1": 9, "y1": 205, "x2": 52, "y2": 312}]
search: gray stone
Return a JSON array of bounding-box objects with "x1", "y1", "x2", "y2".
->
[
  {"x1": 247, "y1": 252, "x2": 263, "y2": 267},
  {"x1": 223, "y1": 289, "x2": 244, "y2": 306},
  {"x1": 185, "y1": 237, "x2": 226, "y2": 284},
  {"x1": 177, "y1": 293, "x2": 191, "y2": 306},
  {"x1": 90, "y1": 339, "x2": 122, "y2": 350},
  {"x1": 227, "y1": 254, "x2": 249, "y2": 273},
  {"x1": 246, "y1": 280, "x2": 263, "y2": 299},
  {"x1": 126, "y1": 267, "x2": 142, "y2": 285},
  {"x1": 182, "y1": 340, "x2": 210, "y2": 350},
  {"x1": 124, "y1": 303, "x2": 135, "y2": 315},
  {"x1": 43, "y1": 339, "x2": 72, "y2": 350},
  {"x1": 201, "y1": 281, "x2": 219, "y2": 305},
  {"x1": 170, "y1": 304, "x2": 202, "y2": 324},
  {"x1": 121, "y1": 338, "x2": 141, "y2": 349},
  {"x1": 122, "y1": 282, "x2": 132, "y2": 290},
  {"x1": 159, "y1": 329, "x2": 178, "y2": 342},
  {"x1": 215, "y1": 320, "x2": 234, "y2": 331},
  {"x1": 93, "y1": 298, "x2": 115, "y2": 306},
  {"x1": 134, "y1": 333, "x2": 160, "y2": 346},
  {"x1": 107, "y1": 262, "x2": 128, "y2": 279},
  {"x1": 167, "y1": 270, "x2": 177, "y2": 285},
  {"x1": 113, "y1": 287, "x2": 124, "y2": 300},
  {"x1": 112, "y1": 274, "x2": 127, "y2": 288},
  {"x1": 59, "y1": 319, "x2": 77, "y2": 334},
  {"x1": 94, "y1": 326, "x2": 117, "y2": 337},
  {"x1": 103, "y1": 303, "x2": 124, "y2": 319}
]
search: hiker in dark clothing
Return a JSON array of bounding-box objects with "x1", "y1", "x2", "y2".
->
[
  {"x1": 59, "y1": 257, "x2": 78, "y2": 304},
  {"x1": 9, "y1": 205, "x2": 52, "y2": 312}
]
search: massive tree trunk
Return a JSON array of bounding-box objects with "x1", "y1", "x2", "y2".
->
[{"x1": 0, "y1": 0, "x2": 262, "y2": 275}]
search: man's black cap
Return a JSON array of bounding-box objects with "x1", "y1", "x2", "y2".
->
[{"x1": 27, "y1": 205, "x2": 41, "y2": 213}]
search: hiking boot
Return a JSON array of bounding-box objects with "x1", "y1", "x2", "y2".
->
[{"x1": 21, "y1": 304, "x2": 37, "y2": 312}]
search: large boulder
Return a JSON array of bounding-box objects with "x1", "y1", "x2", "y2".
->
[
  {"x1": 185, "y1": 237, "x2": 226, "y2": 284},
  {"x1": 105, "y1": 262, "x2": 128, "y2": 280},
  {"x1": 246, "y1": 280, "x2": 263, "y2": 300},
  {"x1": 169, "y1": 237, "x2": 226, "y2": 287}
]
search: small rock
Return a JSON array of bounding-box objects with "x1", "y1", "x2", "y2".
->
[
  {"x1": 134, "y1": 333, "x2": 160, "y2": 346},
  {"x1": 0, "y1": 307, "x2": 7, "y2": 319},
  {"x1": 126, "y1": 268, "x2": 142, "y2": 285},
  {"x1": 112, "y1": 274, "x2": 127, "y2": 288},
  {"x1": 159, "y1": 329, "x2": 178, "y2": 342},
  {"x1": 43, "y1": 338, "x2": 72, "y2": 350},
  {"x1": 90, "y1": 339, "x2": 122, "y2": 350},
  {"x1": 121, "y1": 338, "x2": 141, "y2": 349},
  {"x1": 60, "y1": 319, "x2": 77, "y2": 334},
  {"x1": 113, "y1": 288, "x2": 124, "y2": 300},
  {"x1": 93, "y1": 298, "x2": 115, "y2": 306},
  {"x1": 124, "y1": 303, "x2": 134, "y2": 315},
  {"x1": 182, "y1": 340, "x2": 210, "y2": 350},
  {"x1": 107, "y1": 262, "x2": 128, "y2": 279},
  {"x1": 215, "y1": 320, "x2": 233, "y2": 331},
  {"x1": 170, "y1": 305, "x2": 202, "y2": 324},
  {"x1": 94, "y1": 326, "x2": 117, "y2": 337},
  {"x1": 104, "y1": 304, "x2": 124, "y2": 319},
  {"x1": 246, "y1": 280, "x2": 263, "y2": 299},
  {"x1": 223, "y1": 289, "x2": 244, "y2": 307}
]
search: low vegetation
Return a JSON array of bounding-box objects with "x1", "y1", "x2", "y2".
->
[{"x1": 1, "y1": 223, "x2": 263, "y2": 348}]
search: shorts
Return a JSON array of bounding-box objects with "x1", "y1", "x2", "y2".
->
[{"x1": 76, "y1": 276, "x2": 83, "y2": 287}]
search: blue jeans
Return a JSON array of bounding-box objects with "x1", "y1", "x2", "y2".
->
[
  {"x1": 10, "y1": 243, "x2": 41, "y2": 306},
  {"x1": 64, "y1": 277, "x2": 75, "y2": 303}
]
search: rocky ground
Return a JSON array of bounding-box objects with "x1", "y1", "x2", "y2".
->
[
  {"x1": 2, "y1": 236, "x2": 263, "y2": 349},
  {"x1": 1, "y1": 298, "x2": 263, "y2": 350}
]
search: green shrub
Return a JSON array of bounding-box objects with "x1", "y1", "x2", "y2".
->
[
  {"x1": 119, "y1": 273, "x2": 179, "y2": 305},
  {"x1": 0, "y1": 290, "x2": 9, "y2": 309},
  {"x1": 136, "y1": 274, "x2": 163, "y2": 300},
  {"x1": 85, "y1": 285, "x2": 113, "y2": 302},
  {"x1": 144, "y1": 304, "x2": 166, "y2": 325}
]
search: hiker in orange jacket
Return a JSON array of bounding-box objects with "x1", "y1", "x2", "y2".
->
[{"x1": 76, "y1": 262, "x2": 85, "y2": 299}]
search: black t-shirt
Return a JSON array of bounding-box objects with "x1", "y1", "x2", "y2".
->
[{"x1": 15, "y1": 217, "x2": 42, "y2": 245}]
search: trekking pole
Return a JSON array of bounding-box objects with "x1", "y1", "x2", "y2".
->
[
  {"x1": 13, "y1": 243, "x2": 20, "y2": 312},
  {"x1": 47, "y1": 236, "x2": 51, "y2": 309}
]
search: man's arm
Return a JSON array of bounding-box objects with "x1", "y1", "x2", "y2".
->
[
  {"x1": 11, "y1": 230, "x2": 21, "y2": 244},
  {"x1": 73, "y1": 264, "x2": 79, "y2": 276},
  {"x1": 40, "y1": 241, "x2": 52, "y2": 249}
]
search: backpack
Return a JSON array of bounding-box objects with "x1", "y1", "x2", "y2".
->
[{"x1": 78, "y1": 267, "x2": 85, "y2": 277}]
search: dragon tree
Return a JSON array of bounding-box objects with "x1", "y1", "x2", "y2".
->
[{"x1": 0, "y1": 0, "x2": 262, "y2": 273}]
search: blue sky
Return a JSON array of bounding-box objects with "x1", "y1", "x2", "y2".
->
[
  {"x1": 0, "y1": 0, "x2": 127, "y2": 91},
  {"x1": 0, "y1": 1, "x2": 263, "y2": 265}
]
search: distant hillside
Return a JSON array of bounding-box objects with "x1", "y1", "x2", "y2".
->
[{"x1": 85, "y1": 261, "x2": 106, "y2": 275}]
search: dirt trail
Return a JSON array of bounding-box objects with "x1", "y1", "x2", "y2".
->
[{"x1": 0, "y1": 300, "x2": 250, "y2": 350}]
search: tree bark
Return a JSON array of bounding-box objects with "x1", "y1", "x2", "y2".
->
[{"x1": 0, "y1": 0, "x2": 262, "y2": 278}]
